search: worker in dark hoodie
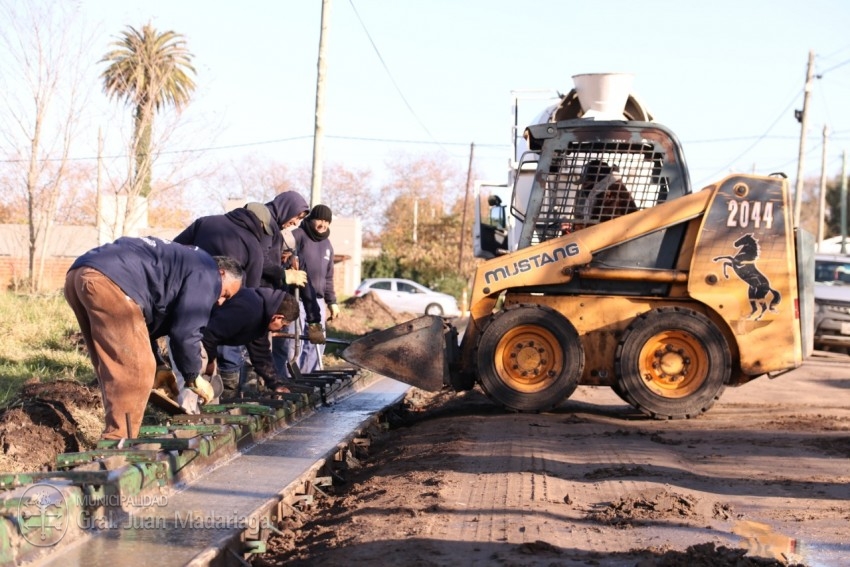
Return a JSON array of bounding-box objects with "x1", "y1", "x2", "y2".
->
[
  {"x1": 172, "y1": 204, "x2": 285, "y2": 395},
  {"x1": 173, "y1": 203, "x2": 271, "y2": 289},
  {"x1": 231, "y1": 191, "x2": 310, "y2": 392},
  {"x1": 275, "y1": 204, "x2": 340, "y2": 377},
  {"x1": 245, "y1": 191, "x2": 310, "y2": 290},
  {"x1": 201, "y1": 287, "x2": 300, "y2": 398},
  {"x1": 64, "y1": 236, "x2": 243, "y2": 439}
]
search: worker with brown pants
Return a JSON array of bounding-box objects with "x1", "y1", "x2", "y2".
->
[{"x1": 64, "y1": 236, "x2": 243, "y2": 439}]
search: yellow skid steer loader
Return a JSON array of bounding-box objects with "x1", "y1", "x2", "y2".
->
[{"x1": 343, "y1": 74, "x2": 815, "y2": 419}]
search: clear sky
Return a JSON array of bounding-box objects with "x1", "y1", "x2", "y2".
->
[{"x1": 67, "y1": 0, "x2": 850, "y2": 198}]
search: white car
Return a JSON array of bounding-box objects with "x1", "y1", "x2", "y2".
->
[
  {"x1": 354, "y1": 278, "x2": 461, "y2": 318},
  {"x1": 813, "y1": 253, "x2": 850, "y2": 351}
]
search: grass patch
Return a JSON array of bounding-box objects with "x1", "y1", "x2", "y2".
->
[
  {"x1": 0, "y1": 291, "x2": 93, "y2": 406},
  {"x1": 0, "y1": 290, "x2": 371, "y2": 404}
]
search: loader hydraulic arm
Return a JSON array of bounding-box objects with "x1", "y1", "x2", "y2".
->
[{"x1": 467, "y1": 188, "x2": 713, "y2": 313}]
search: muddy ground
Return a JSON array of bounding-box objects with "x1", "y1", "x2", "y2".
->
[
  {"x1": 252, "y1": 354, "x2": 849, "y2": 567},
  {"x1": 1, "y1": 293, "x2": 848, "y2": 566}
]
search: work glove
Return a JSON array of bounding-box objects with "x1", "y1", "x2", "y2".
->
[
  {"x1": 284, "y1": 268, "x2": 308, "y2": 287},
  {"x1": 328, "y1": 303, "x2": 340, "y2": 320},
  {"x1": 184, "y1": 374, "x2": 215, "y2": 405},
  {"x1": 306, "y1": 323, "x2": 326, "y2": 345},
  {"x1": 153, "y1": 365, "x2": 179, "y2": 401}
]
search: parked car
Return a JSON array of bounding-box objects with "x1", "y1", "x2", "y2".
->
[
  {"x1": 813, "y1": 253, "x2": 850, "y2": 352},
  {"x1": 354, "y1": 278, "x2": 461, "y2": 318}
]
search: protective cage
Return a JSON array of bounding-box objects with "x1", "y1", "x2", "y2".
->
[{"x1": 532, "y1": 140, "x2": 669, "y2": 244}]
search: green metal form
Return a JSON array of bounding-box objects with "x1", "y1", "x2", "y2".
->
[{"x1": 0, "y1": 368, "x2": 361, "y2": 566}]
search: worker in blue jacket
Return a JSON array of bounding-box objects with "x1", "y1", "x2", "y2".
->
[
  {"x1": 274, "y1": 204, "x2": 340, "y2": 376},
  {"x1": 173, "y1": 205, "x2": 270, "y2": 288},
  {"x1": 201, "y1": 287, "x2": 300, "y2": 398},
  {"x1": 172, "y1": 202, "x2": 306, "y2": 393},
  {"x1": 64, "y1": 236, "x2": 243, "y2": 440},
  {"x1": 245, "y1": 191, "x2": 309, "y2": 289}
]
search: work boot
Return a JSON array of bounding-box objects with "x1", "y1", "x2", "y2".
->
[{"x1": 219, "y1": 371, "x2": 240, "y2": 399}]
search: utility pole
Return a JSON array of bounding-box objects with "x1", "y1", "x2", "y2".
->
[
  {"x1": 310, "y1": 0, "x2": 332, "y2": 208},
  {"x1": 412, "y1": 199, "x2": 418, "y2": 244},
  {"x1": 816, "y1": 125, "x2": 829, "y2": 250},
  {"x1": 458, "y1": 143, "x2": 474, "y2": 272},
  {"x1": 793, "y1": 49, "x2": 815, "y2": 228},
  {"x1": 842, "y1": 151, "x2": 848, "y2": 254}
]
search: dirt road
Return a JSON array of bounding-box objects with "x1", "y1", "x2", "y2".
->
[{"x1": 257, "y1": 354, "x2": 849, "y2": 567}]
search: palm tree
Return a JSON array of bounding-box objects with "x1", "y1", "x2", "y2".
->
[{"x1": 100, "y1": 23, "x2": 196, "y2": 197}]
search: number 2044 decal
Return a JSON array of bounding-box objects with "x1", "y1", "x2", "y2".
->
[{"x1": 726, "y1": 200, "x2": 774, "y2": 230}]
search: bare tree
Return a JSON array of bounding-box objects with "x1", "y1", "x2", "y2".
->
[
  {"x1": 377, "y1": 154, "x2": 469, "y2": 280},
  {"x1": 317, "y1": 162, "x2": 377, "y2": 232},
  {"x1": 0, "y1": 0, "x2": 93, "y2": 291},
  {"x1": 196, "y1": 155, "x2": 300, "y2": 217}
]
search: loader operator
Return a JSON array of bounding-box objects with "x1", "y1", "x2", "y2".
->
[
  {"x1": 561, "y1": 160, "x2": 638, "y2": 234},
  {"x1": 63, "y1": 236, "x2": 243, "y2": 440}
]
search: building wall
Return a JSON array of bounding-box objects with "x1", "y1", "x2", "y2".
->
[
  {"x1": 0, "y1": 256, "x2": 76, "y2": 291},
  {"x1": 329, "y1": 216, "x2": 362, "y2": 298}
]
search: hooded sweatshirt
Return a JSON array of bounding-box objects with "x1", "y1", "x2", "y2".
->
[
  {"x1": 173, "y1": 208, "x2": 267, "y2": 287},
  {"x1": 201, "y1": 287, "x2": 287, "y2": 382},
  {"x1": 256, "y1": 192, "x2": 310, "y2": 288}
]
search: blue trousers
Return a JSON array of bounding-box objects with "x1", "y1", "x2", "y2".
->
[{"x1": 272, "y1": 301, "x2": 326, "y2": 378}]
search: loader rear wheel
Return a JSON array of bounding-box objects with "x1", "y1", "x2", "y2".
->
[
  {"x1": 477, "y1": 305, "x2": 583, "y2": 412},
  {"x1": 615, "y1": 307, "x2": 729, "y2": 419}
]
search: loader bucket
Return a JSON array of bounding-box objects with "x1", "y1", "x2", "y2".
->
[{"x1": 340, "y1": 315, "x2": 453, "y2": 391}]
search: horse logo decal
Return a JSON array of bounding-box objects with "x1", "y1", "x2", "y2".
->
[{"x1": 713, "y1": 233, "x2": 781, "y2": 320}]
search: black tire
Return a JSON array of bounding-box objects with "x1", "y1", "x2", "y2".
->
[
  {"x1": 615, "y1": 307, "x2": 730, "y2": 419},
  {"x1": 610, "y1": 381, "x2": 632, "y2": 404},
  {"x1": 476, "y1": 304, "x2": 583, "y2": 412},
  {"x1": 424, "y1": 303, "x2": 444, "y2": 316}
]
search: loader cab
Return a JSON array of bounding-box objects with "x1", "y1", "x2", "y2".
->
[
  {"x1": 475, "y1": 73, "x2": 690, "y2": 280},
  {"x1": 517, "y1": 119, "x2": 693, "y2": 296}
]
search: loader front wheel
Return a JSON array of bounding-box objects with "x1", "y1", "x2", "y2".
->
[
  {"x1": 477, "y1": 305, "x2": 583, "y2": 412},
  {"x1": 615, "y1": 307, "x2": 729, "y2": 419}
]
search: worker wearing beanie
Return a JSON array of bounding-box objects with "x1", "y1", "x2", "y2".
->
[{"x1": 273, "y1": 204, "x2": 340, "y2": 376}]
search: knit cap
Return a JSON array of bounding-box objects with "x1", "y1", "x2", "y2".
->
[{"x1": 309, "y1": 204, "x2": 333, "y2": 223}]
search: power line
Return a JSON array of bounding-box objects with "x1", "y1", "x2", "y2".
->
[
  {"x1": 700, "y1": 88, "x2": 803, "y2": 181},
  {"x1": 0, "y1": 134, "x2": 508, "y2": 164},
  {"x1": 816, "y1": 57, "x2": 850, "y2": 78},
  {"x1": 11, "y1": 126, "x2": 843, "y2": 165},
  {"x1": 684, "y1": 135, "x2": 798, "y2": 144},
  {"x1": 347, "y1": 0, "x2": 455, "y2": 156}
]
